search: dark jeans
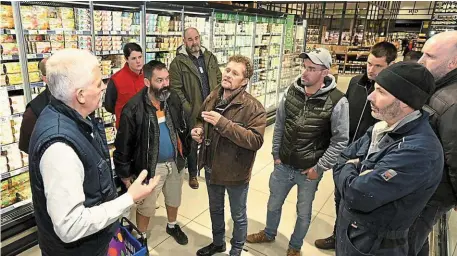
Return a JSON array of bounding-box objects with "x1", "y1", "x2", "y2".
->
[
  {"x1": 187, "y1": 141, "x2": 198, "y2": 178},
  {"x1": 205, "y1": 170, "x2": 249, "y2": 256},
  {"x1": 407, "y1": 200, "x2": 454, "y2": 256},
  {"x1": 333, "y1": 185, "x2": 341, "y2": 234}
]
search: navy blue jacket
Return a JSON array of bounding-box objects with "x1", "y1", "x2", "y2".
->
[{"x1": 334, "y1": 112, "x2": 444, "y2": 256}]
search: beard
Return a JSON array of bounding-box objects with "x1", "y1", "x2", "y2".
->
[
  {"x1": 371, "y1": 99, "x2": 401, "y2": 121},
  {"x1": 301, "y1": 78, "x2": 315, "y2": 87},
  {"x1": 150, "y1": 87, "x2": 170, "y2": 102},
  {"x1": 186, "y1": 44, "x2": 200, "y2": 53}
]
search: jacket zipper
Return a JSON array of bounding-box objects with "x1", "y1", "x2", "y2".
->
[{"x1": 146, "y1": 114, "x2": 151, "y2": 174}]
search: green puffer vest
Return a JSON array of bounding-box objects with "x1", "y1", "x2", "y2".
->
[{"x1": 279, "y1": 84, "x2": 344, "y2": 169}]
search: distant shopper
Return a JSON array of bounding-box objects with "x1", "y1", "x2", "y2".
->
[
  {"x1": 403, "y1": 51, "x2": 423, "y2": 62},
  {"x1": 315, "y1": 41, "x2": 397, "y2": 250},
  {"x1": 28, "y1": 49, "x2": 159, "y2": 256},
  {"x1": 104, "y1": 42, "x2": 144, "y2": 128},
  {"x1": 169, "y1": 27, "x2": 222, "y2": 189},
  {"x1": 19, "y1": 58, "x2": 50, "y2": 153},
  {"x1": 408, "y1": 30, "x2": 457, "y2": 256}
]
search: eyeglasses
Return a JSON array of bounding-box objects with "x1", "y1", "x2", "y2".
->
[{"x1": 301, "y1": 66, "x2": 326, "y2": 73}]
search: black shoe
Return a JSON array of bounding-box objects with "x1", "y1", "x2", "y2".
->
[
  {"x1": 166, "y1": 224, "x2": 188, "y2": 245},
  {"x1": 196, "y1": 243, "x2": 226, "y2": 256},
  {"x1": 314, "y1": 232, "x2": 336, "y2": 250}
]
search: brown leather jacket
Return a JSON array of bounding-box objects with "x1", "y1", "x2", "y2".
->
[{"x1": 195, "y1": 86, "x2": 266, "y2": 186}]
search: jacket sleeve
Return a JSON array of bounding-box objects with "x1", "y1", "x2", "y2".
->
[
  {"x1": 18, "y1": 107, "x2": 37, "y2": 153},
  {"x1": 215, "y1": 102, "x2": 266, "y2": 151},
  {"x1": 113, "y1": 108, "x2": 136, "y2": 179},
  {"x1": 313, "y1": 96, "x2": 350, "y2": 174},
  {"x1": 272, "y1": 88, "x2": 288, "y2": 160},
  {"x1": 334, "y1": 144, "x2": 443, "y2": 213},
  {"x1": 439, "y1": 104, "x2": 457, "y2": 198},
  {"x1": 104, "y1": 79, "x2": 117, "y2": 114},
  {"x1": 215, "y1": 56, "x2": 222, "y2": 86},
  {"x1": 169, "y1": 60, "x2": 192, "y2": 117}
]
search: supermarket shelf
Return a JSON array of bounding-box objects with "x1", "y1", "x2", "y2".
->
[
  {"x1": 95, "y1": 50, "x2": 123, "y2": 56},
  {"x1": 255, "y1": 44, "x2": 269, "y2": 47},
  {"x1": 5, "y1": 85, "x2": 23, "y2": 91},
  {"x1": 1, "y1": 166, "x2": 29, "y2": 181},
  {"x1": 147, "y1": 31, "x2": 182, "y2": 36},
  {"x1": 23, "y1": 29, "x2": 91, "y2": 35},
  {"x1": 0, "y1": 141, "x2": 18, "y2": 150},
  {"x1": 1, "y1": 29, "x2": 16, "y2": 34},
  {"x1": 345, "y1": 63, "x2": 365, "y2": 66},
  {"x1": 95, "y1": 31, "x2": 139, "y2": 36},
  {"x1": 1, "y1": 55, "x2": 20, "y2": 61},
  {"x1": 27, "y1": 53, "x2": 52, "y2": 59},
  {"x1": 254, "y1": 68, "x2": 267, "y2": 72},
  {"x1": 0, "y1": 112, "x2": 23, "y2": 121},
  {"x1": 0, "y1": 199, "x2": 32, "y2": 215},
  {"x1": 102, "y1": 74, "x2": 111, "y2": 80},
  {"x1": 146, "y1": 49, "x2": 174, "y2": 53},
  {"x1": 30, "y1": 82, "x2": 46, "y2": 88},
  {"x1": 214, "y1": 33, "x2": 235, "y2": 36}
]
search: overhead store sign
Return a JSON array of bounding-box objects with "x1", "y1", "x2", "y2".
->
[
  {"x1": 284, "y1": 15, "x2": 295, "y2": 52},
  {"x1": 215, "y1": 12, "x2": 236, "y2": 21}
]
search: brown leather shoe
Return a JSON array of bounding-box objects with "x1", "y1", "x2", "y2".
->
[
  {"x1": 286, "y1": 248, "x2": 301, "y2": 256},
  {"x1": 189, "y1": 176, "x2": 199, "y2": 189},
  {"x1": 246, "y1": 230, "x2": 274, "y2": 243},
  {"x1": 314, "y1": 232, "x2": 336, "y2": 250}
]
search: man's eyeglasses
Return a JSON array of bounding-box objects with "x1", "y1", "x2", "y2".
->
[{"x1": 301, "y1": 66, "x2": 326, "y2": 73}]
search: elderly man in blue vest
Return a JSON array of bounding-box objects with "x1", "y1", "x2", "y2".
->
[
  {"x1": 247, "y1": 48, "x2": 349, "y2": 256},
  {"x1": 28, "y1": 49, "x2": 160, "y2": 256}
]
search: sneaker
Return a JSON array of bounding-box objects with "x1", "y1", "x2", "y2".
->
[
  {"x1": 166, "y1": 224, "x2": 188, "y2": 245},
  {"x1": 196, "y1": 243, "x2": 226, "y2": 256},
  {"x1": 314, "y1": 232, "x2": 336, "y2": 250},
  {"x1": 286, "y1": 248, "x2": 301, "y2": 256},
  {"x1": 246, "y1": 230, "x2": 274, "y2": 243},
  {"x1": 189, "y1": 176, "x2": 199, "y2": 189}
]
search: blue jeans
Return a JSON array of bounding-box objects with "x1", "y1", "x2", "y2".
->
[
  {"x1": 187, "y1": 141, "x2": 198, "y2": 178},
  {"x1": 205, "y1": 171, "x2": 249, "y2": 256},
  {"x1": 264, "y1": 163, "x2": 322, "y2": 251}
]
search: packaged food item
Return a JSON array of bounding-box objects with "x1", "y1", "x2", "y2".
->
[
  {"x1": 1, "y1": 179, "x2": 8, "y2": 191},
  {"x1": 36, "y1": 19, "x2": 49, "y2": 30},
  {"x1": 27, "y1": 61, "x2": 39, "y2": 72},
  {"x1": 51, "y1": 41, "x2": 64, "y2": 51},
  {"x1": 1, "y1": 43, "x2": 19, "y2": 55},
  {"x1": 36, "y1": 42, "x2": 51, "y2": 53},
  {"x1": 9, "y1": 95, "x2": 25, "y2": 113},
  {"x1": 3, "y1": 63, "x2": 21, "y2": 74},
  {"x1": 0, "y1": 5, "x2": 13, "y2": 18},
  {"x1": 33, "y1": 6, "x2": 49, "y2": 20},
  {"x1": 49, "y1": 34, "x2": 64, "y2": 41},
  {"x1": 10, "y1": 172, "x2": 29, "y2": 187},
  {"x1": 0, "y1": 35, "x2": 14, "y2": 43},
  {"x1": 0, "y1": 119, "x2": 14, "y2": 144},
  {"x1": 29, "y1": 72, "x2": 40, "y2": 83},
  {"x1": 0, "y1": 17, "x2": 14, "y2": 29},
  {"x1": 62, "y1": 19, "x2": 75, "y2": 30},
  {"x1": 58, "y1": 7, "x2": 74, "y2": 19},
  {"x1": 7, "y1": 73, "x2": 23, "y2": 85}
]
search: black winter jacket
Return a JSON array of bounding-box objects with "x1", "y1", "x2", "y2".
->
[
  {"x1": 346, "y1": 74, "x2": 377, "y2": 143},
  {"x1": 427, "y1": 68, "x2": 457, "y2": 205},
  {"x1": 113, "y1": 88, "x2": 190, "y2": 179}
]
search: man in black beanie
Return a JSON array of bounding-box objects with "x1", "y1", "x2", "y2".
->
[{"x1": 333, "y1": 62, "x2": 444, "y2": 255}]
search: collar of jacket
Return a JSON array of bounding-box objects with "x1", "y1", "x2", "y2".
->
[
  {"x1": 142, "y1": 87, "x2": 170, "y2": 110},
  {"x1": 178, "y1": 45, "x2": 207, "y2": 56},
  {"x1": 207, "y1": 85, "x2": 247, "y2": 107},
  {"x1": 49, "y1": 97, "x2": 94, "y2": 134},
  {"x1": 366, "y1": 110, "x2": 430, "y2": 139},
  {"x1": 357, "y1": 73, "x2": 374, "y2": 87},
  {"x1": 122, "y1": 63, "x2": 143, "y2": 79},
  {"x1": 436, "y1": 68, "x2": 457, "y2": 89}
]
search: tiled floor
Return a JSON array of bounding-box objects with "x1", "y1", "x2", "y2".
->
[{"x1": 19, "y1": 76, "x2": 359, "y2": 256}]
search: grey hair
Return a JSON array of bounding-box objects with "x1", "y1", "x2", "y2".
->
[{"x1": 46, "y1": 49, "x2": 99, "y2": 105}]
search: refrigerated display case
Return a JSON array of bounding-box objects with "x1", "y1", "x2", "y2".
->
[
  {"x1": 264, "y1": 18, "x2": 284, "y2": 113},
  {"x1": 212, "y1": 11, "x2": 237, "y2": 72},
  {"x1": 183, "y1": 6, "x2": 212, "y2": 54}
]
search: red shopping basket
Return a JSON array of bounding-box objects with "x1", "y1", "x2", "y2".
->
[{"x1": 107, "y1": 217, "x2": 149, "y2": 256}]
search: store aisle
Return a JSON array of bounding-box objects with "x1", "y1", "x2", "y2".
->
[
  {"x1": 19, "y1": 77, "x2": 357, "y2": 256},
  {"x1": 18, "y1": 124, "x2": 337, "y2": 256}
]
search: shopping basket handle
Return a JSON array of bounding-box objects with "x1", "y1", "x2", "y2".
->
[{"x1": 121, "y1": 217, "x2": 146, "y2": 242}]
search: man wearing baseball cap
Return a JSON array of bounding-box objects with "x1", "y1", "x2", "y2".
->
[
  {"x1": 333, "y1": 62, "x2": 444, "y2": 255},
  {"x1": 247, "y1": 48, "x2": 349, "y2": 256}
]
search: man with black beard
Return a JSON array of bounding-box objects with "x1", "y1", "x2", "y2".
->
[{"x1": 114, "y1": 60, "x2": 191, "y2": 246}]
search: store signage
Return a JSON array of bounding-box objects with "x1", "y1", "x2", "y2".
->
[{"x1": 284, "y1": 15, "x2": 294, "y2": 52}]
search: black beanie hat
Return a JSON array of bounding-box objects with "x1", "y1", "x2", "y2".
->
[{"x1": 374, "y1": 62, "x2": 436, "y2": 110}]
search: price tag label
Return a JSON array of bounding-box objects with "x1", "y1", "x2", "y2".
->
[
  {"x1": 9, "y1": 29, "x2": 16, "y2": 34},
  {"x1": 28, "y1": 30, "x2": 37, "y2": 34},
  {"x1": 103, "y1": 31, "x2": 109, "y2": 35},
  {"x1": 28, "y1": 54, "x2": 37, "y2": 59},
  {"x1": 38, "y1": 30, "x2": 47, "y2": 34},
  {"x1": 111, "y1": 31, "x2": 118, "y2": 35},
  {"x1": 120, "y1": 31, "x2": 126, "y2": 34},
  {"x1": 102, "y1": 51, "x2": 109, "y2": 55},
  {"x1": 76, "y1": 31, "x2": 83, "y2": 35}
]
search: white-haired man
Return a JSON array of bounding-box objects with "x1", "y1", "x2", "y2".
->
[{"x1": 28, "y1": 49, "x2": 160, "y2": 256}]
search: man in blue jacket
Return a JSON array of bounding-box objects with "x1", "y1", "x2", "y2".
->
[{"x1": 334, "y1": 62, "x2": 444, "y2": 255}]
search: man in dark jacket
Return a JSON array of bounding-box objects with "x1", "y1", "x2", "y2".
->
[
  {"x1": 19, "y1": 58, "x2": 50, "y2": 153},
  {"x1": 170, "y1": 27, "x2": 222, "y2": 189},
  {"x1": 191, "y1": 55, "x2": 266, "y2": 256},
  {"x1": 315, "y1": 41, "x2": 398, "y2": 250},
  {"x1": 247, "y1": 48, "x2": 349, "y2": 256},
  {"x1": 334, "y1": 62, "x2": 442, "y2": 256},
  {"x1": 28, "y1": 49, "x2": 159, "y2": 256},
  {"x1": 104, "y1": 43, "x2": 144, "y2": 128},
  {"x1": 408, "y1": 31, "x2": 457, "y2": 256},
  {"x1": 114, "y1": 60, "x2": 190, "y2": 246}
]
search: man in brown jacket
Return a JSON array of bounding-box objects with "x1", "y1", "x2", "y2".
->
[{"x1": 191, "y1": 55, "x2": 266, "y2": 256}]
